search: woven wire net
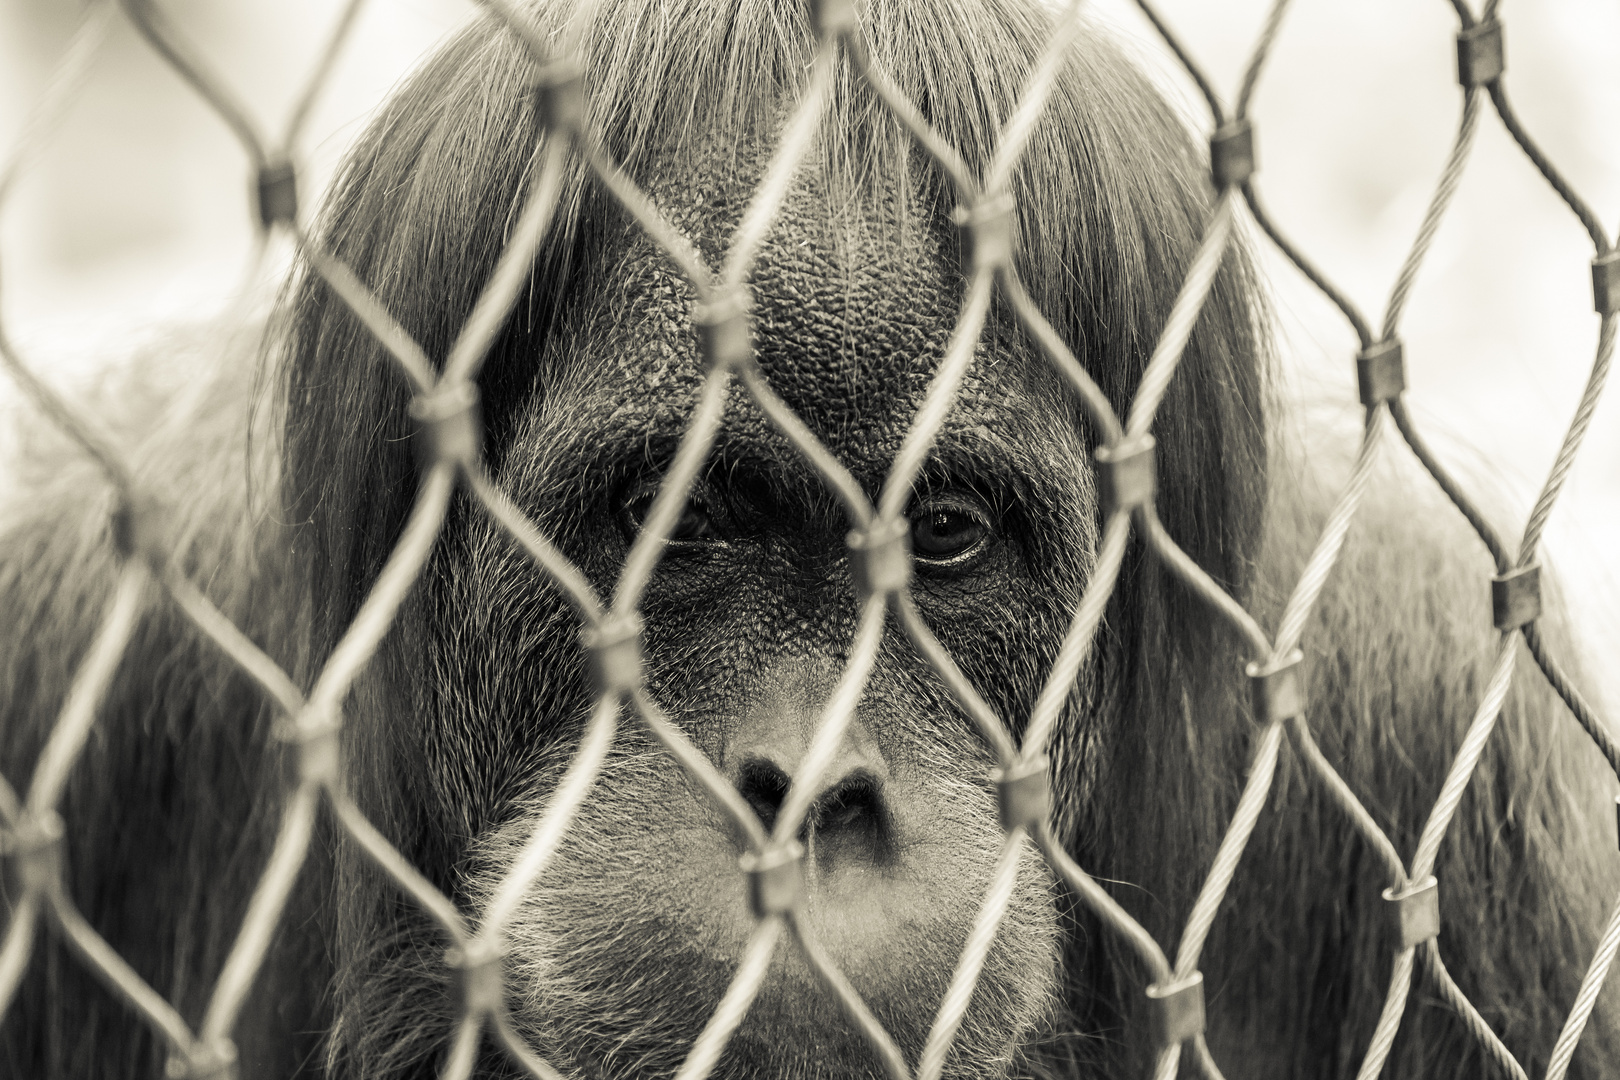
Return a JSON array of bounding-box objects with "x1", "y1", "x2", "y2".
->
[{"x1": 1, "y1": 1, "x2": 1618, "y2": 1079}]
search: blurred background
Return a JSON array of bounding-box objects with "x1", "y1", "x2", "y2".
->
[{"x1": 1, "y1": 0, "x2": 1616, "y2": 698}]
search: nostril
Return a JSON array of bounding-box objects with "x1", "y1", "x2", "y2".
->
[
  {"x1": 807, "y1": 770, "x2": 893, "y2": 868},
  {"x1": 810, "y1": 772, "x2": 880, "y2": 832},
  {"x1": 736, "y1": 757, "x2": 792, "y2": 834}
]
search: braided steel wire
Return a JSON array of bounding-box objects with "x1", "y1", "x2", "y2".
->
[{"x1": 0, "y1": 0, "x2": 1617, "y2": 1078}]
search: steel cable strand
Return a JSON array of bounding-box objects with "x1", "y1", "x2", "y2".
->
[
  {"x1": 0, "y1": 2, "x2": 132, "y2": 485},
  {"x1": 1105, "y1": 1, "x2": 1293, "y2": 621},
  {"x1": 305, "y1": 464, "x2": 456, "y2": 718},
  {"x1": 840, "y1": 32, "x2": 976, "y2": 202},
  {"x1": 0, "y1": 324, "x2": 133, "y2": 498},
  {"x1": 915, "y1": 831, "x2": 1029, "y2": 1080},
  {"x1": 0, "y1": 771, "x2": 34, "y2": 1018},
  {"x1": 0, "y1": 2, "x2": 113, "y2": 210},
  {"x1": 787, "y1": 910, "x2": 913, "y2": 1080},
  {"x1": 721, "y1": 42, "x2": 840, "y2": 291},
  {"x1": 1022, "y1": 511, "x2": 1132, "y2": 759},
  {"x1": 1544, "y1": 882, "x2": 1620, "y2": 1080},
  {"x1": 895, "y1": 595, "x2": 1019, "y2": 763},
  {"x1": 582, "y1": 139, "x2": 716, "y2": 294},
  {"x1": 1151, "y1": 1043, "x2": 1181, "y2": 1080},
  {"x1": 997, "y1": 266, "x2": 1124, "y2": 444},
  {"x1": 1417, "y1": 942, "x2": 1528, "y2": 1080},
  {"x1": 465, "y1": 467, "x2": 607, "y2": 624},
  {"x1": 1518, "y1": 315, "x2": 1616, "y2": 565},
  {"x1": 1343, "y1": 637, "x2": 1523, "y2": 1079},
  {"x1": 1272, "y1": 407, "x2": 1386, "y2": 658},
  {"x1": 1123, "y1": 192, "x2": 1238, "y2": 439},
  {"x1": 479, "y1": 693, "x2": 621, "y2": 938},
  {"x1": 123, "y1": 0, "x2": 371, "y2": 173},
  {"x1": 612, "y1": 369, "x2": 731, "y2": 614},
  {"x1": 439, "y1": 1012, "x2": 485, "y2": 1080},
  {"x1": 1520, "y1": 623, "x2": 1620, "y2": 780},
  {"x1": 490, "y1": 1004, "x2": 569, "y2": 1080},
  {"x1": 770, "y1": 597, "x2": 888, "y2": 848},
  {"x1": 982, "y1": 0, "x2": 1092, "y2": 196},
  {"x1": 327, "y1": 788, "x2": 471, "y2": 944},
  {"x1": 1285, "y1": 717, "x2": 1408, "y2": 884},
  {"x1": 332, "y1": 777, "x2": 496, "y2": 1078},
  {"x1": 632, "y1": 693, "x2": 771, "y2": 851},
  {"x1": 1486, "y1": 83, "x2": 1610, "y2": 256},
  {"x1": 1153, "y1": 1032, "x2": 1234, "y2": 1080},
  {"x1": 119, "y1": 0, "x2": 268, "y2": 163},
  {"x1": 878, "y1": 270, "x2": 996, "y2": 520},
  {"x1": 707, "y1": 32, "x2": 878, "y2": 530},
  {"x1": 161, "y1": 573, "x2": 306, "y2": 718},
  {"x1": 736, "y1": 365, "x2": 875, "y2": 528},
  {"x1": 475, "y1": 0, "x2": 591, "y2": 65},
  {"x1": 1242, "y1": 182, "x2": 1374, "y2": 349},
  {"x1": 292, "y1": 227, "x2": 437, "y2": 393},
  {"x1": 23, "y1": 563, "x2": 147, "y2": 815},
  {"x1": 671, "y1": 917, "x2": 785, "y2": 1080},
  {"x1": 1354, "y1": 947, "x2": 1420, "y2": 1080},
  {"x1": 49, "y1": 886, "x2": 202, "y2": 1061},
  {"x1": 0, "y1": 563, "x2": 145, "y2": 1021},
  {"x1": 1231, "y1": 0, "x2": 1294, "y2": 118},
  {"x1": 1189, "y1": 1033, "x2": 1229, "y2": 1080},
  {"x1": 1388, "y1": 398, "x2": 1511, "y2": 570},
  {"x1": 277, "y1": 0, "x2": 371, "y2": 148},
  {"x1": 1170, "y1": 721, "x2": 1286, "y2": 982},
  {"x1": 1381, "y1": 93, "x2": 1483, "y2": 339},
  {"x1": 0, "y1": 890, "x2": 40, "y2": 1022},
  {"x1": 199, "y1": 782, "x2": 322, "y2": 1043},
  {"x1": 1130, "y1": 0, "x2": 1224, "y2": 123},
  {"x1": 1412, "y1": 635, "x2": 1520, "y2": 884},
  {"x1": 443, "y1": 977, "x2": 571, "y2": 1080},
  {"x1": 443, "y1": 137, "x2": 573, "y2": 385},
  {"x1": 741, "y1": 63, "x2": 1198, "y2": 1080},
  {"x1": 1032, "y1": 824, "x2": 1177, "y2": 991},
  {"x1": 1138, "y1": 506, "x2": 1271, "y2": 656},
  {"x1": 127, "y1": 0, "x2": 346, "y2": 409}
]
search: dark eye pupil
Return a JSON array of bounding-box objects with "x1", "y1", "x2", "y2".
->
[
  {"x1": 671, "y1": 504, "x2": 711, "y2": 541},
  {"x1": 911, "y1": 508, "x2": 983, "y2": 558},
  {"x1": 623, "y1": 494, "x2": 713, "y2": 543}
]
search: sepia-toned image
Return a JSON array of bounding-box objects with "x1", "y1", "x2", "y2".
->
[{"x1": 1, "y1": 1, "x2": 1617, "y2": 1078}]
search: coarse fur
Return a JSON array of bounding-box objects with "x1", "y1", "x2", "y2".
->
[{"x1": 3, "y1": 1, "x2": 1618, "y2": 1078}]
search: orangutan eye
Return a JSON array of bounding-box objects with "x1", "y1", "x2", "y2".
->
[
  {"x1": 620, "y1": 488, "x2": 718, "y2": 544},
  {"x1": 908, "y1": 498, "x2": 991, "y2": 563}
]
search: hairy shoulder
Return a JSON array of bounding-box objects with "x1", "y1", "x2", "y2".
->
[{"x1": 0, "y1": 327, "x2": 279, "y2": 749}]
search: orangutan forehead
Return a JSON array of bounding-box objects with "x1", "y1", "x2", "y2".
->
[{"x1": 544, "y1": 165, "x2": 1049, "y2": 480}]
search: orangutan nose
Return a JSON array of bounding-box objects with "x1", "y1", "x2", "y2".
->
[{"x1": 730, "y1": 723, "x2": 896, "y2": 874}]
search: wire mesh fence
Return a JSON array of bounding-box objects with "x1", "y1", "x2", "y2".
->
[{"x1": 1, "y1": 0, "x2": 1617, "y2": 1078}]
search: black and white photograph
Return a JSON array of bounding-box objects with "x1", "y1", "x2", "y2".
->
[{"x1": 1, "y1": 1, "x2": 1618, "y2": 1077}]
